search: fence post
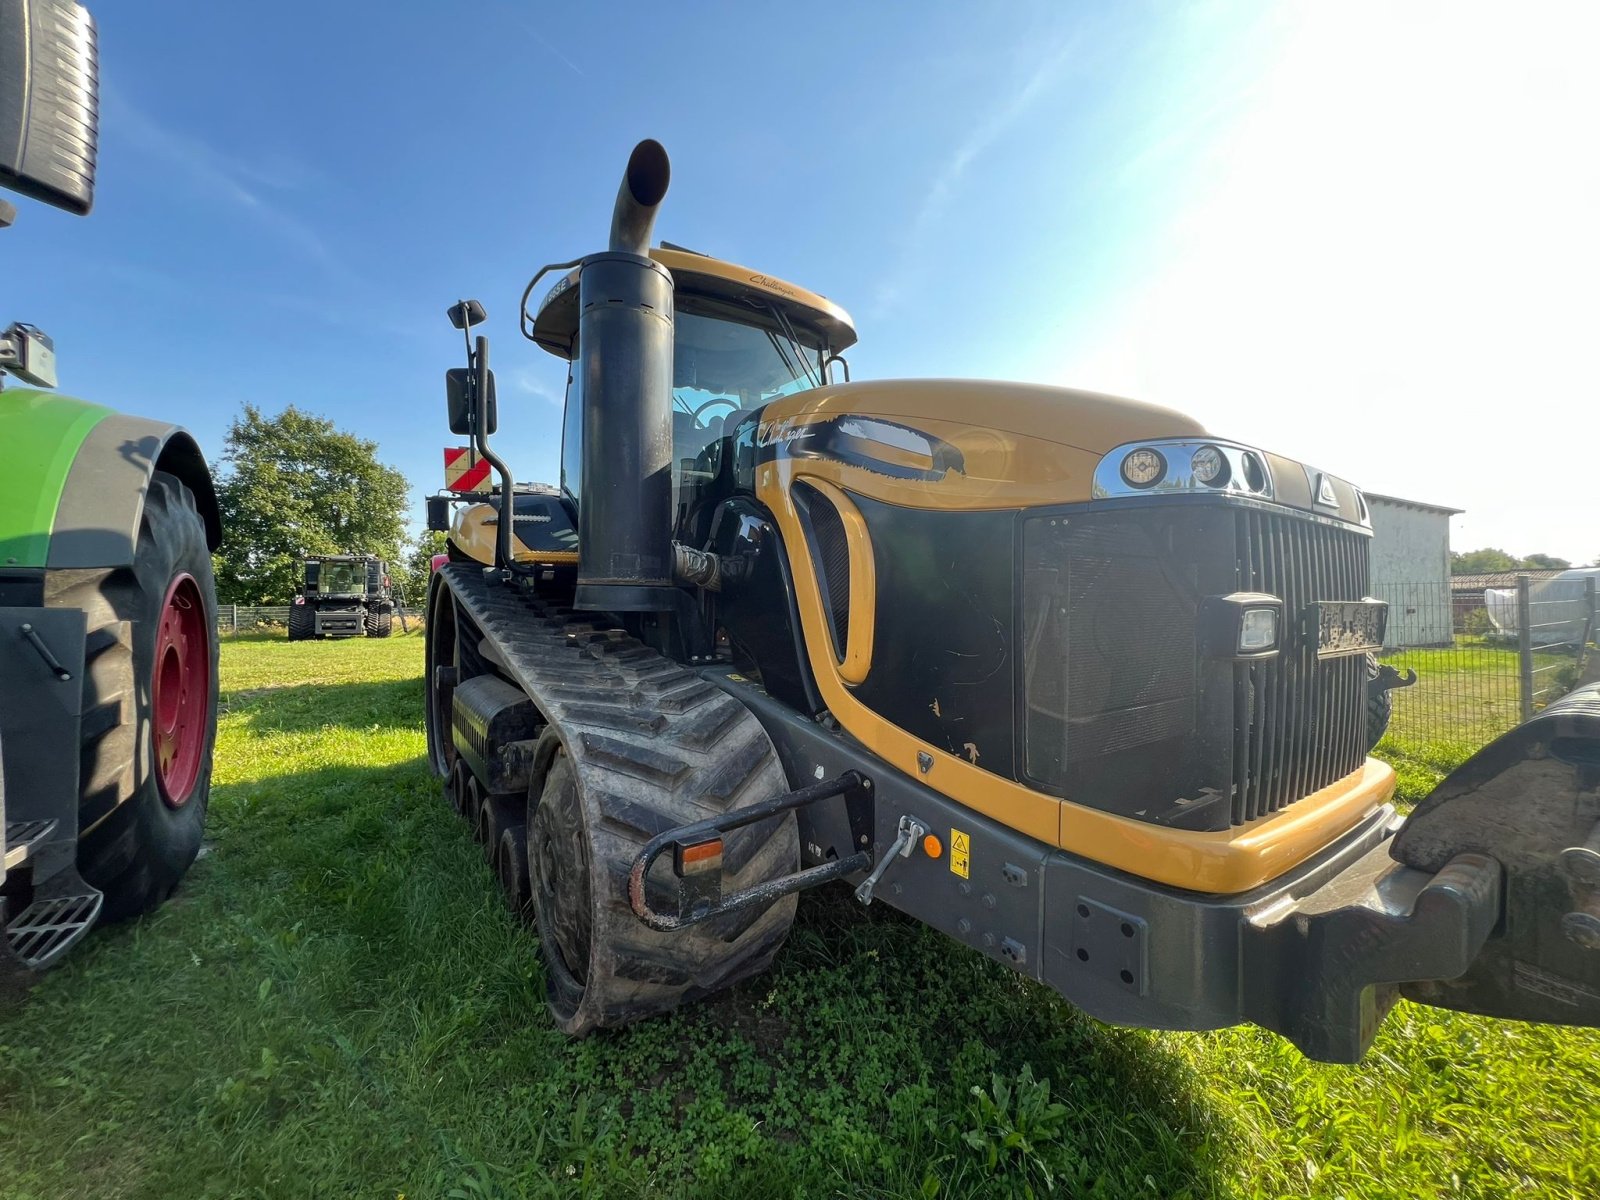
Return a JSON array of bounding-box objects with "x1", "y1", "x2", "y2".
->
[
  {"x1": 1579, "y1": 577, "x2": 1598, "y2": 679},
  {"x1": 230, "y1": 604, "x2": 238, "y2": 636},
  {"x1": 1517, "y1": 574, "x2": 1534, "y2": 722}
]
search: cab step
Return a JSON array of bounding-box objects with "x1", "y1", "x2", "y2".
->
[
  {"x1": 3, "y1": 879, "x2": 102, "y2": 970},
  {"x1": 3, "y1": 819, "x2": 58, "y2": 872}
]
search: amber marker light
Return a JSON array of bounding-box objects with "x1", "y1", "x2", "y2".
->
[
  {"x1": 674, "y1": 837, "x2": 724, "y2": 876},
  {"x1": 922, "y1": 833, "x2": 943, "y2": 858}
]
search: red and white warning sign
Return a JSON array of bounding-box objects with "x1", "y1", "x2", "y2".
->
[{"x1": 444, "y1": 447, "x2": 491, "y2": 494}]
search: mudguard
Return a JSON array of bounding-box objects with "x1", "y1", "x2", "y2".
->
[
  {"x1": 1393, "y1": 683, "x2": 1600, "y2": 1025},
  {"x1": 0, "y1": 388, "x2": 221, "y2": 568}
]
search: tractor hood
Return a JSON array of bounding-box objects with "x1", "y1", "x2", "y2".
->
[
  {"x1": 764, "y1": 378, "x2": 1204, "y2": 458},
  {"x1": 754, "y1": 379, "x2": 1369, "y2": 525}
]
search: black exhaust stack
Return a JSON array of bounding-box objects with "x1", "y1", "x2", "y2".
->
[{"x1": 573, "y1": 139, "x2": 677, "y2": 613}]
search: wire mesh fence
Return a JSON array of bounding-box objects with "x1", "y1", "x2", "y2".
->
[
  {"x1": 216, "y1": 604, "x2": 421, "y2": 636},
  {"x1": 218, "y1": 605, "x2": 291, "y2": 634},
  {"x1": 1370, "y1": 575, "x2": 1597, "y2": 749}
]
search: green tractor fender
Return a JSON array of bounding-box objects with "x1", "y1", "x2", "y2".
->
[{"x1": 0, "y1": 388, "x2": 222, "y2": 568}]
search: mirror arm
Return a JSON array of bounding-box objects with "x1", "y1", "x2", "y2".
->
[{"x1": 468, "y1": 334, "x2": 515, "y2": 573}]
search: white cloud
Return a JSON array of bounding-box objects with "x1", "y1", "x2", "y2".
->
[{"x1": 512, "y1": 366, "x2": 564, "y2": 405}]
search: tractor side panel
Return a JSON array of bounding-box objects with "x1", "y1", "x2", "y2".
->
[{"x1": 0, "y1": 389, "x2": 111, "y2": 567}]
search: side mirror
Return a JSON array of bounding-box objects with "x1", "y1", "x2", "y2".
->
[
  {"x1": 447, "y1": 299, "x2": 487, "y2": 330},
  {"x1": 0, "y1": 0, "x2": 99, "y2": 216},
  {"x1": 446, "y1": 366, "x2": 497, "y2": 435},
  {"x1": 425, "y1": 495, "x2": 453, "y2": 532}
]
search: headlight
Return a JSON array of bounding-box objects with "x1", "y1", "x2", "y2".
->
[
  {"x1": 1120, "y1": 448, "x2": 1166, "y2": 488},
  {"x1": 1239, "y1": 607, "x2": 1278, "y2": 652},
  {"x1": 1191, "y1": 445, "x2": 1228, "y2": 486}
]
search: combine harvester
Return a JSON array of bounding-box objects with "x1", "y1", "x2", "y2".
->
[
  {"x1": 1, "y1": 0, "x2": 220, "y2": 974},
  {"x1": 288, "y1": 553, "x2": 396, "y2": 640},
  {"x1": 427, "y1": 140, "x2": 1600, "y2": 1060}
]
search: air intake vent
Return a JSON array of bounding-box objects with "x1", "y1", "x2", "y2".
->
[{"x1": 794, "y1": 482, "x2": 851, "y2": 661}]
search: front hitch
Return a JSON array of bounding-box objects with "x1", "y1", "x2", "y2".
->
[
  {"x1": 1249, "y1": 683, "x2": 1600, "y2": 1060},
  {"x1": 1241, "y1": 846, "x2": 1501, "y2": 1061}
]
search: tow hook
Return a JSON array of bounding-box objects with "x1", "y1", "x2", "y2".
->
[
  {"x1": 1373, "y1": 663, "x2": 1418, "y2": 694},
  {"x1": 855, "y1": 815, "x2": 929, "y2": 906}
]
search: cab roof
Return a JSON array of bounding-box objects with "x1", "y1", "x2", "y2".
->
[{"x1": 528, "y1": 246, "x2": 857, "y2": 359}]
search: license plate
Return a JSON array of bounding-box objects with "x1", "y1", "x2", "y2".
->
[{"x1": 1316, "y1": 600, "x2": 1386, "y2": 658}]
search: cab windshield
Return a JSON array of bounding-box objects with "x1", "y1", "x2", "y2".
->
[
  {"x1": 561, "y1": 296, "x2": 834, "y2": 509},
  {"x1": 318, "y1": 562, "x2": 365, "y2": 593},
  {"x1": 671, "y1": 305, "x2": 821, "y2": 455}
]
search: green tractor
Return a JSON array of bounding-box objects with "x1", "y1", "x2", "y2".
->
[
  {"x1": 1, "y1": 0, "x2": 221, "y2": 973},
  {"x1": 288, "y1": 554, "x2": 396, "y2": 640}
]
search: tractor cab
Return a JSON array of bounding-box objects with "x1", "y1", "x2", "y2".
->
[{"x1": 529, "y1": 247, "x2": 858, "y2": 515}]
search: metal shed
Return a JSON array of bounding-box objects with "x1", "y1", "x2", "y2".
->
[{"x1": 1366, "y1": 493, "x2": 1462, "y2": 648}]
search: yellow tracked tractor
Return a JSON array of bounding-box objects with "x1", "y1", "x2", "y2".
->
[{"x1": 426, "y1": 140, "x2": 1600, "y2": 1060}]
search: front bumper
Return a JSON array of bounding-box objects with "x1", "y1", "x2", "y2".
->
[
  {"x1": 313, "y1": 606, "x2": 365, "y2": 637},
  {"x1": 717, "y1": 668, "x2": 1501, "y2": 1063}
]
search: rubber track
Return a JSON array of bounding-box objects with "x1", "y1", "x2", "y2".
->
[{"x1": 440, "y1": 564, "x2": 800, "y2": 1031}]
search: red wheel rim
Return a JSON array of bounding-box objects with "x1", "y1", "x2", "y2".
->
[{"x1": 152, "y1": 573, "x2": 210, "y2": 808}]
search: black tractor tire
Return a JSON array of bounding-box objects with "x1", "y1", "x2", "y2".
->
[
  {"x1": 287, "y1": 602, "x2": 313, "y2": 641},
  {"x1": 365, "y1": 606, "x2": 393, "y2": 638},
  {"x1": 1365, "y1": 653, "x2": 1393, "y2": 752},
  {"x1": 527, "y1": 744, "x2": 800, "y2": 1037},
  {"x1": 46, "y1": 472, "x2": 218, "y2": 924}
]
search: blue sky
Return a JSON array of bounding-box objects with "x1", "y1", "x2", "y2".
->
[{"x1": 9, "y1": 1, "x2": 1596, "y2": 562}]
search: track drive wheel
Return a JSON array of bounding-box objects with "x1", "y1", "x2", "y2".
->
[
  {"x1": 528, "y1": 745, "x2": 800, "y2": 1036},
  {"x1": 49, "y1": 472, "x2": 219, "y2": 923},
  {"x1": 365, "y1": 606, "x2": 393, "y2": 638},
  {"x1": 475, "y1": 791, "x2": 521, "y2": 865},
  {"x1": 287, "y1": 602, "x2": 313, "y2": 641},
  {"x1": 447, "y1": 760, "x2": 471, "y2": 816},
  {"x1": 495, "y1": 824, "x2": 532, "y2": 919}
]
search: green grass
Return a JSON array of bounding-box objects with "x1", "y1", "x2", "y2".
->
[
  {"x1": 1382, "y1": 638, "x2": 1570, "y2": 751},
  {"x1": 2, "y1": 635, "x2": 1597, "y2": 1198}
]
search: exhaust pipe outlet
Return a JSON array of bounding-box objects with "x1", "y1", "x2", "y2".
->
[
  {"x1": 574, "y1": 140, "x2": 677, "y2": 613},
  {"x1": 609, "y1": 139, "x2": 670, "y2": 256}
]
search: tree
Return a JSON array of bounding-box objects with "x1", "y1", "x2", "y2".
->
[
  {"x1": 398, "y1": 530, "x2": 447, "y2": 613},
  {"x1": 1519, "y1": 553, "x2": 1571, "y2": 571},
  {"x1": 212, "y1": 404, "x2": 409, "y2": 605},
  {"x1": 1450, "y1": 547, "x2": 1517, "y2": 575}
]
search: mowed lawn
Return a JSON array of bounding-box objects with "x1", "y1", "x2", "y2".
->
[
  {"x1": 1, "y1": 636, "x2": 1597, "y2": 1199},
  {"x1": 1382, "y1": 638, "x2": 1573, "y2": 753}
]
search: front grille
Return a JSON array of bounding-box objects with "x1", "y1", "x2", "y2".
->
[
  {"x1": 1021, "y1": 502, "x2": 1373, "y2": 831},
  {"x1": 1231, "y1": 509, "x2": 1370, "y2": 823}
]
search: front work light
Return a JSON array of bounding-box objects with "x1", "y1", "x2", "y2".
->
[
  {"x1": 1239, "y1": 606, "x2": 1278, "y2": 652},
  {"x1": 1200, "y1": 592, "x2": 1284, "y2": 660}
]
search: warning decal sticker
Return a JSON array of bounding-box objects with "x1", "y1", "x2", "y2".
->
[{"x1": 950, "y1": 828, "x2": 970, "y2": 879}]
